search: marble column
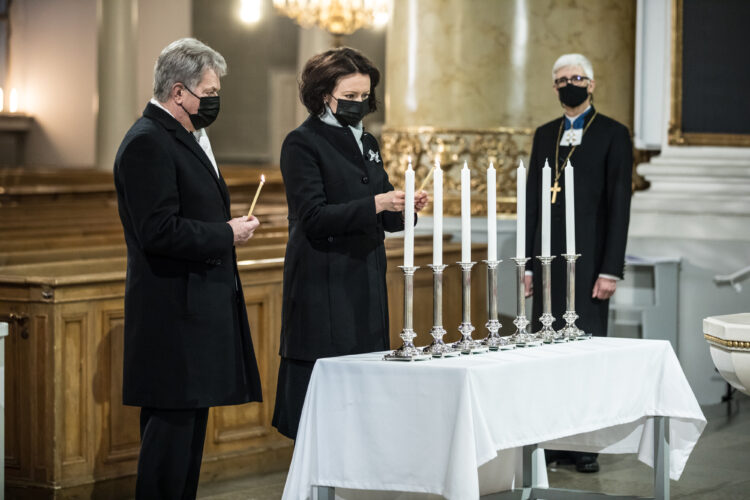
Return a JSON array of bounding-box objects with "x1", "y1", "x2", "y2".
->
[
  {"x1": 295, "y1": 27, "x2": 333, "y2": 125},
  {"x1": 96, "y1": 0, "x2": 137, "y2": 171},
  {"x1": 382, "y1": 0, "x2": 636, "y2": 216},
  {"x1": 383, "y1": 0, "x2": 636, "y2": 333}
]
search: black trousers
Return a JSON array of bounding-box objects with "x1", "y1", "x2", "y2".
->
[{"x1": 136, "y1": 407, "x2": 209, "y2": 500}]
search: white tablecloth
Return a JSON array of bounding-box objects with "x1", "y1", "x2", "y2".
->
[{"x1": 283, "y1": 337, "x2": 706, "y2": 500}]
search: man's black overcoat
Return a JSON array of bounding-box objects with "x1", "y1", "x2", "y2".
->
[
  {"x1": 279, "y1": 116, "x2": 405, "y2": 361},
  {"x1": 114, "y1": 103, "x2": 262, "y2": 408},
  {"x1": 525, "y1": 108, "x2": 632, "y2": 336}
]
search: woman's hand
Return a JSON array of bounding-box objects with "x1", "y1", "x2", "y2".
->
[
  {"x1": 414, "y1": 190, "x2": 429, "y2": 212},
  {"x1": 375, "y1": 190, "x2": 406, "y2": 213}
]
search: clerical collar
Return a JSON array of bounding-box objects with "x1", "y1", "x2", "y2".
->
[
  {"x1": 319, "y1": 104, "x2": 364, "y2": 154},
  {"x1": 564, "y1": 105, "x2": 593, "y2": 130}
]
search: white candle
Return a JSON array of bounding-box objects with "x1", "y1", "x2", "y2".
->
[
  {"x1": 461, "y1": 161, "x2": 471, "y2": 263},
  {"x1": 9, "y1": 88, "x2": 18, "y2": 113},
  {"x1": 487, "y1": 162, "x2": 497, "y2": 261},
  {"x1": 565, "y1": 160, "x2": 576, "y2": 255},
  {"x1": 404, "y1": 159, "x2": 415, "y2": 267},
  {"x1": 516, "y1": 160, "x2": 526, "y2": 258},
  {"x1": 541, "y1": 159, "x2": 551, "y2": 257},
  {"x1": 433, "y1": 160, "x2": 443, "y2": 266}
]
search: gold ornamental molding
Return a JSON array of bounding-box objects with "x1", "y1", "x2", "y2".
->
[
  {"x1": 704, "y1": 333, "x2": 750, "y2": 351},
  {"x1": 669, "y1": 0, "x2": 750, "y2": 147},
  {"x1": 380, "y1": 126, "x2": 534, "y2": 216}
]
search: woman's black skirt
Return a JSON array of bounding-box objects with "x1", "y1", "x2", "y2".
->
[{"x1": 271, "y1": 357, "x2": 315, "y2": 440}]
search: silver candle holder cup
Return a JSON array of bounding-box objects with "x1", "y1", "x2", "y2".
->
[
  {"x1": 422, "y1": 264, "x2": 459, "y2": 357},
  {"x1": 384, "y1": 266, "x2": 431, "y2": 361},
  {"x1": 509, "y1": 257, "x2": 541, "y2": 347},
  {"x1": 480, "y1": 260, "x2": 514, "y2": 351},
  {"x1": 452, "y1": 262, "x2": 488, "y2": 354},
  {"x1": 559, "y1": 253, "x2": 590, "y2": 341},
  {"x1": 536, "y1": 255, "x2": 562, "y2": 343}
]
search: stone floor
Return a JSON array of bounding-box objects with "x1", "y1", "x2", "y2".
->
[{"x1": 196, "y1": 391, "x2": 750, "y2": 500}]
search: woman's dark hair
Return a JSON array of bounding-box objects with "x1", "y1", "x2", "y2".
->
[{"x1": 299, "y1": 47, "x2": 380, "y2": 116}]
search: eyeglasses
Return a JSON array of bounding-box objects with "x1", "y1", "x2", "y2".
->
[{"x1": 553, "y1": 75, "x2": 590, "y2": 88}]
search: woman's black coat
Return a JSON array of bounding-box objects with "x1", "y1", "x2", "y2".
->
[{"x1": 279, "y1": 116, "x2": 405, "y2": 361}]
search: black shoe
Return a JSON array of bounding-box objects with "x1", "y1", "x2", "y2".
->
[
  {"x1": 545, "y1": 450, "x2": 573, "y2": 465},
  {"x1": 575, "y1": 454, "x2": 600, "y2": 473}
]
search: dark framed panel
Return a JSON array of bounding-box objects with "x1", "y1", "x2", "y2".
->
[{"x1": 669, "y1": 0, "x2": 750, "y2": 146}]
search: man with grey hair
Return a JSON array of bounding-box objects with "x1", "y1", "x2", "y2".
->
[
  {"x1": 524, "y1": 53, "x2": 632, "y2": 473},
  {"x1": 114, "y1": 37, "x2": 262, "y2": 498}
]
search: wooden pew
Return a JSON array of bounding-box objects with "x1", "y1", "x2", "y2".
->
[
  {"x1": 0, "y1": 231, "x2": 290, "y2": 266},
  {"x1": 0, "y1": 165, "x2": 283, "y2": 206},
  {"x1": 0, "y1": 241, "x2": 484, "y2": 498}
]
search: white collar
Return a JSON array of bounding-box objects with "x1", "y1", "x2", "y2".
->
[{"x1": 150, "y1": 98, "x2": 176, "y2": 119}]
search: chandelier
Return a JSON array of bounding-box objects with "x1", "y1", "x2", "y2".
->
[{"x1": 272, "y1": 0, "x2": 389, "y2": 37}]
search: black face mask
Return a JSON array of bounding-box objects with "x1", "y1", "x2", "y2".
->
[
  {"x1": 331, "y1": 96, "x2": 369, "y2": 127},
  {"x1": 180, "y1": 85, "x2": 220, "y2": 129},
  {"x1": 558, "y1": 84, "x2": 589, "y2": 108}
]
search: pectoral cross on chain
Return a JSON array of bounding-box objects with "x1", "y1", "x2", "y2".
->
[{"x1": 550, "y1": 180, "x2": 562, "y2": 204}]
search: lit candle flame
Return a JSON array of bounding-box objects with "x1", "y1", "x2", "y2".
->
[{"x1": 247, "y1": 174, "x2": 265, "y2": 218}]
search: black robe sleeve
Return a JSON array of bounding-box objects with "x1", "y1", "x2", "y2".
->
[{"x1": 599, "y1": 124, "x2": 633, "y2": 278}]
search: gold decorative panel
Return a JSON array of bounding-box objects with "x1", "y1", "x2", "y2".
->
[{"x1": 380, "y1": 126, "x2": 534, "y2": 216}]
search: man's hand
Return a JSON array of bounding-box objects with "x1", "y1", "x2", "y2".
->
[
  {"x1": 228, "y1": 215, "x2": 260, "y2": 245},
  {"x1": 375, "y1": 190, "x2": 406, "y2": 213},
  {"x1": 592, "y1": 276, "x2": 617, "y2": 300},
  {"x1": 524, "y1": 274, "x2": 533, "y2": 297},
  {"x1": 415, "y1": 190, "x2": 429, "y2": 212}
]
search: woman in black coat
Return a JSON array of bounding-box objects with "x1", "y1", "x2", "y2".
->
[{"x1": 272, "y1": 47, "x2": 428, "y2": 440}]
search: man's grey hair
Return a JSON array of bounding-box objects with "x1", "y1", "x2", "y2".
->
[
  {"x1": 552, "y1": 53, "x2": 594, "y2": 81},
  {"x1": 153, "y1": 38, "x2": 227, "y2": 102}
]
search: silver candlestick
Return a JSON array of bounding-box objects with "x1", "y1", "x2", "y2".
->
[
  {"x1": 509, "y1": 257, "x2": 540, "y2": 347},
  {"x1": 558, "y1": 253, "x2": 589, "y2": 341},
  {"x1": 452, "y1": 262, "x2": 488, "y2": 354},
  {"x1": 536, "y1": 255, "x2": 559, "y2": 343},
  {"x1": 422, "y1": 264, "x2": 459, "y2": 357},
  {"x1": 480, "y1": 260, "x2": 514, "y2": 351},
  {"x1": 385, "y1": 266, "x2": 431, "y2": 361}
]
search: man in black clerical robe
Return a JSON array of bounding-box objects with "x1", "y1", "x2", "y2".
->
[{"x1": 525, "y1": 53, "x2": 632, "y2": 473}]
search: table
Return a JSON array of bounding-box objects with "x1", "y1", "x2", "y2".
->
[{"x1": 283, "y1": 338, "x2": 706, "y2": 500}]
